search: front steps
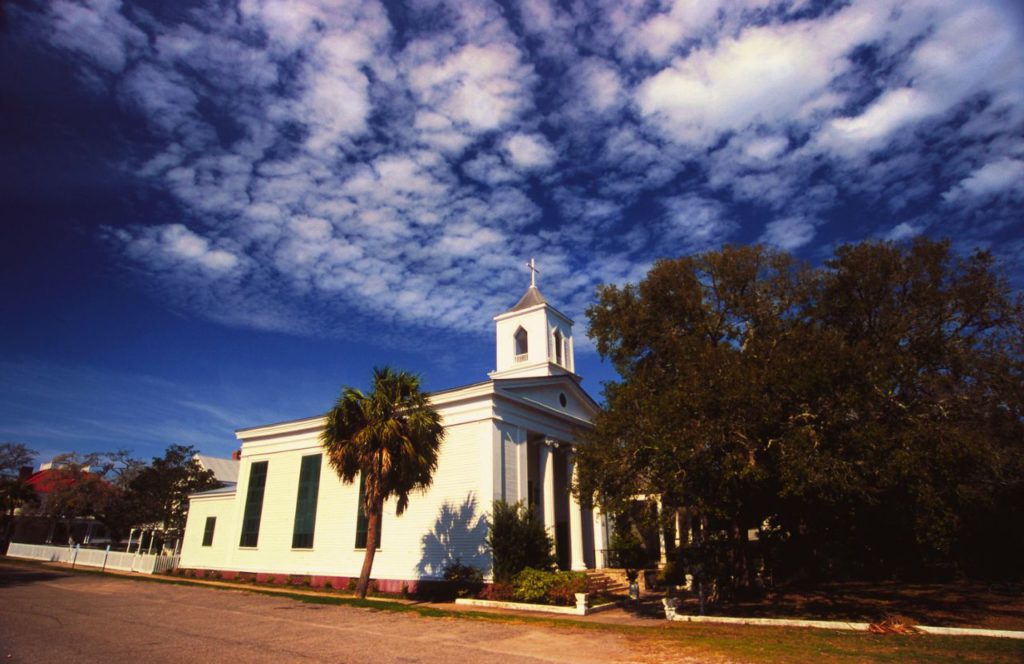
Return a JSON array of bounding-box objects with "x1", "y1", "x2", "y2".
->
[{"x1": 585, "y1": 568, "x2": 631, "y2": 596}]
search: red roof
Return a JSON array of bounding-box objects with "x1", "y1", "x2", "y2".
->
[{"x1": 25, "y1": 468, "x2": 111, "y2": 494}]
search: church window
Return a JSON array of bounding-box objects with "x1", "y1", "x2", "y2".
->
[
  {"x1": 514, "y1": 327, "x2": 528, "y2": 359},
  {"x1": 292, "y1": 454, "x2": 322, "y2": 549},
  {"x1": 239, "y1": 461, "x2": 268, "y2": 547},
  {"x1": 553, "y1": 329, "x2": 564, "y2": 366},
  {"x1": 559, "y1": 392, "x2": 567, "y2": 408},
  {"x1": 354, "y1": 472, "x2": 381, "y2": 549},
  {"x1": 202, "y1": 516, "x2": 216, "y2": 547}
]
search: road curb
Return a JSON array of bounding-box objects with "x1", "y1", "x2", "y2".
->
[{"x1": 669, "y1": 614, "x2": 1024, "y2": 639}]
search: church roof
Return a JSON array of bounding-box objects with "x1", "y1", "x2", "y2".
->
[{"x1": 508, "y1": 285, "x2": 547, "y2": 312}]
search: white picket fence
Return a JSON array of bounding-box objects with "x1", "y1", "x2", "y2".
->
[{"x1": 7, "y1": 542, "x2": 179, "y2": 575}]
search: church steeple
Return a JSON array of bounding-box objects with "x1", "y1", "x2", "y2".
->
[{"x1": 490, "y1": 259, "x2": 576, "y2": 379}]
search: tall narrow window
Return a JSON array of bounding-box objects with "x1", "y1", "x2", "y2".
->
[
  {"x1": 354, "y1": 473, "x2": 381, "y2": 549},
  {"x1": 239, "y1": 461, "x2": 268, "y2": 547},
  {"x1": 553, "y1": 329, "x2": 564, "y2": 366},
  {"x1": 292, "y1": 454, "x2": 322, "y2": 549},
  {"x1": 514, "y1": 326, "x2": 528, "y2": 357},
  {"x1": 202, "y1": 516, "x2": 216, "y2": 547}
]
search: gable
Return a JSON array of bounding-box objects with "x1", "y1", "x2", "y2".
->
[{"x1": 492, "y1": 375, "x2": 600, "y2": 425}]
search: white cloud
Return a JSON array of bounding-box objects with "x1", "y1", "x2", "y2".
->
[
  {"x1": 660, "y1": 195, "x2": 737, "y2": 252},
  {"x1": 120, "y1": 224, "x2": 242, "y2": 273},
  {"x1": 503, "y1": 133, "x2": 557, "y2": 170},
  {"x1": 635, "y1": 3, "x2": 880, "y2": 145},
  {"x1": 760, "y1": 216, "x2": 817, "y2": 251},
  {"x1": 407, "y1": 42, "x2": 534, "y2": 134},
  {"x1": 943, "y1": 158, "x2": 1024, "y2": 201},
  {"x1": 884, "y1": 221, "x2": 925, "y2": 241},
  {"x1": 47, "y1": 0, "x2": 147, "y2": 73},
  {"x1": 26, "y1": 0, "x2": 1024, "y2": 344}
]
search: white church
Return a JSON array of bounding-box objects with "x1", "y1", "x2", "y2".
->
[{"x1": 179, "y1": 274, "x2": 608, "y2": 591}]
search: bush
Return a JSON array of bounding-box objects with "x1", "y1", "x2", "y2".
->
[
  {"x1": 480, "y1": 582, "x2": 516, "y2": 601},
  {"x1": 323, "y1": 580, "x2": 333, "y2": 591},
  {"x1": 513, "y1": 568, "x2": 589, "y2": 606},
  {"x1": 442, "y1": 558, "x2": 484, "y2": 598},
  {"x1": 546, "y1": 572, "x2": 589, "y2": 606},
  {"x1": 487, "y1": 500, "x2": 556, "y2": 582},
  {"x1": 346, "y1": 578, "x2": 357, "y2": 592}
]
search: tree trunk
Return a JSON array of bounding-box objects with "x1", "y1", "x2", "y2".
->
[{"x1": 355, "y1": 499, "x2": 383, "y2": 599}]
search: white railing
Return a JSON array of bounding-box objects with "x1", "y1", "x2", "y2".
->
[
  {"x1": 514, "y1": 353, "x2": 528, "y2": 364},
  {"x1": 6, "y1": 542, "x2": 179, "y2": 575}
]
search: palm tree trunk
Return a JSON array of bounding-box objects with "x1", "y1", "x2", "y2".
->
[{"x1": 355, "y1": 500, "x2": 383, "y2": 599}]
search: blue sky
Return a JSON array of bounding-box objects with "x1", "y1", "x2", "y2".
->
[{"x1": 2, "y1": 0, "x2": 1023, "y2": 465}]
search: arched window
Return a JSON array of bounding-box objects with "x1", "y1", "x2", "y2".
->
[
  {"x1": 553, "y1": 329, "x2": 564, "y2": 366},
  {"x1": 514, "y1": 327, "x2": 529, "y2": 360}
]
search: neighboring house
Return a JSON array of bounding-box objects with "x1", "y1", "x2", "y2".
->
[
  {"x1": 12, "y1": 461, "x2": 113, "y2": 546},
  {"x1": 127, "y1": 452, "x2": 241, "y2": 555},
  {"x1": 194, "y1": 453, "x2": 240, "y2": 488},
  {"x1": 179, "y1": 280, "x2": 609, "y2": 590}
]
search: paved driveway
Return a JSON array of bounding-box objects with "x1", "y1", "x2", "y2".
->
[{"x1": 0, "y1": 563, "x2": 658, "y2": 664}]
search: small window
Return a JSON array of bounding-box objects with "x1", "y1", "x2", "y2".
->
[
  {"x1": 553, "y1": 329, "x2": 564, "y2": 365},
  {"x1": 354, "y1": 473, "x2": 381, "y2": 549},
  {"x1": 559, "y1": 392, "x2": 567, "y2": 408},
  {"x1": 514, "y1": 327, "x2": 528, "y2": 356},
  {"x1": 202, "y1": 517, "x2": 216, "y2": 547}
]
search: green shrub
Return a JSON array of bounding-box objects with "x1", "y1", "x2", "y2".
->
[
  {"x1": 546, "y1": 571, "x2": 589, "y2": 606},
  {"x1": 346, "y1": 578, "x2": 357, "y2": 592},
  {"x1": 487, "y1": 500, "x2": 556, "y2": 582},
  {"x1": 443, "y1": 558, "x2": 484, "y2": 598},
  {"x1": 511, "y1": 568, "x2": 587, "y2": 605},
  {"x1": 323, "y1": 579, "x2": 333, "y2": 591}
]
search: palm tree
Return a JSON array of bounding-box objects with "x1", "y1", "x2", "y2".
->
[{"x1": 320, "y1": 367, "x2": 444, "y2": 598}]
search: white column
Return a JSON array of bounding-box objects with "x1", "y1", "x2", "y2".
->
[
  {"x1": 657, "y1": 498, "x2": 667, "y2": 568},
  {"x1": 592, "y1": 507, "x2": 608, "y2": 568},
  {"x1": 567, "y1": 451, "x2": 586, "y2": 571},
  {"x1": 538, "y1": 439, "x2": 556, "y2": 539},
  {"x1": 674, "y1": 508, "x2": 684, "y2": 548},
  {"x1": 126, "y1": 528, "x2": 135, "y2": 553}
]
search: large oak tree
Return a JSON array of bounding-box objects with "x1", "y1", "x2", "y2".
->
[{"x1": 578, "y1": 239, "x2": 1024, "y2": 583}]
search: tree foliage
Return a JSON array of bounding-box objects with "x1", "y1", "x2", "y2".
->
[
  {"x1": 321, "y1": 366, "x2": 444, "y2": 598},
  {"x1": 40, "y1": 452, "x2": 122, "y2": 526},
  {"x1": 0, "y1": 442, "x2": 38, "y2": 551},
  {"x1": 578, "y1": 239, "x2": 1024, "y2": 583},
  {"x1": 486, "y1": 500, "x2": 556, "y2": 582},
  {"x1": 124, "y1": 444, "x2": 218, "y2": 532}
]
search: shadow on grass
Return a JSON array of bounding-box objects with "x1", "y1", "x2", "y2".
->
[{"x1": 694, "y1": 581, "x2": 1024, "y2": 630}]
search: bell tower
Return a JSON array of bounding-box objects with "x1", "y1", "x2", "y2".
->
[{"x1": 490, "y1": 259, "x2": 576, "y2": 379}]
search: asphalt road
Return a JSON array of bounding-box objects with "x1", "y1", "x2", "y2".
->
[{"x1": 0, "y1": 563, "x2": 655, "y2": 664}]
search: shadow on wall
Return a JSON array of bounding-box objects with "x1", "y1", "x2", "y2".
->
[{"x1": 416, "y1": 494, "x2": 490, "y2": 579}]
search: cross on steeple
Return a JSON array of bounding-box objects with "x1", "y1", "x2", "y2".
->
[{"x1": 527, "y1": 258, "x2": 539, "y2": 288}]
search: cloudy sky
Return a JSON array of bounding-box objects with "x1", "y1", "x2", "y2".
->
[{"x1": 2, "y1": 0, "x2": 1022, "y2": 463}]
